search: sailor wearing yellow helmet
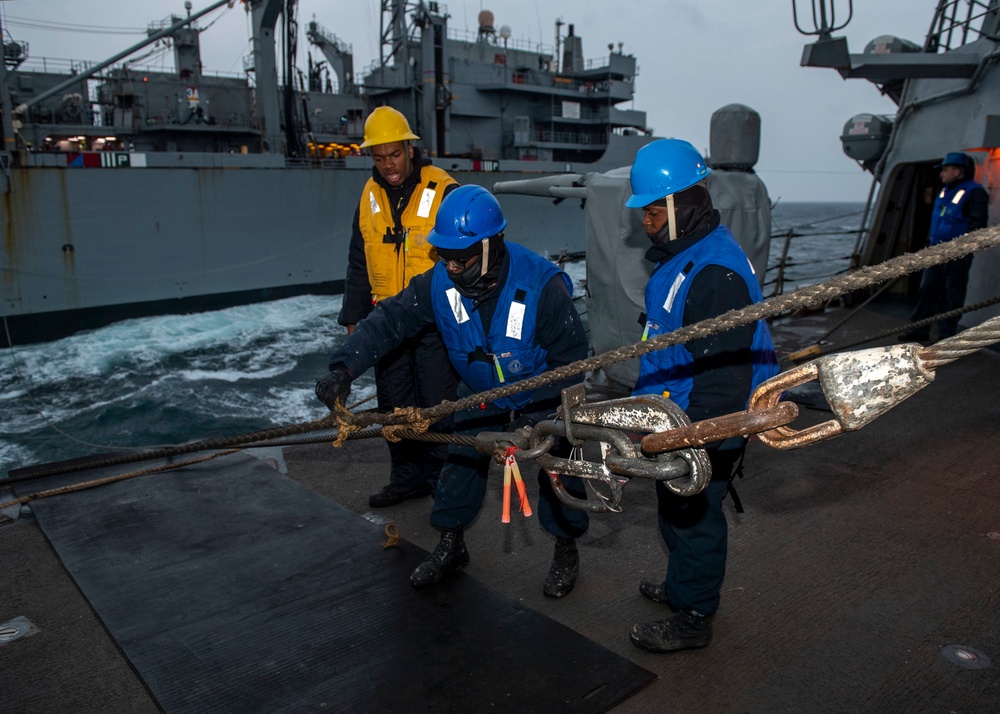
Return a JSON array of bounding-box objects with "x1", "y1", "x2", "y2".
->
[{"x1": 338, "y1": 106, "x2": 461, "y2": 508}]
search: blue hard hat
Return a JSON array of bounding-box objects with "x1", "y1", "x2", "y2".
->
[
  {"x1": 428, "y1": 185, "x2": 508, "y2": 249},
  {"x1": 625, "y1": 139, "x2": 711, "y2": 208},
  {"x1": 935, "y1": 151, "x2": 974, "y2": 171}
]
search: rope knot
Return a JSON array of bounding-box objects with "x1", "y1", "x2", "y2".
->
[
  {"x1": 332, "y1": 402, "x2": 362, "y2": 447},
  {"x1": 382, "y1": 406, "x2": 433, "y2": 442}
]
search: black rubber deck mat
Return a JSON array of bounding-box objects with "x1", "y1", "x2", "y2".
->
[{"x1": 20, "y1": 454, "x2": 654, "y2": 713}]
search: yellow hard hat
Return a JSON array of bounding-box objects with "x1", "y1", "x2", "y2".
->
[{"x1": 360, "y1": 106, "x2": 420, "y2": 148}]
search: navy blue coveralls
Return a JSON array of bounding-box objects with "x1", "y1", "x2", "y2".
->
[
  {"x1": 636, "y1": 214, "x2": 778, "y2": 617},
  {"x1": 329, "y1": 243, "x2": 590, "y2": 540}
]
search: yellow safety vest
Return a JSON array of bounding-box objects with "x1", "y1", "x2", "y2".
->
[{"x1": 357, "y1": 165, "x2": 457, "y2": 302}]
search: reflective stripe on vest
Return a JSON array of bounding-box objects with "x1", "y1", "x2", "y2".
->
[{"x1": 358, "y1": 165, "x2": 457, "y2": 302}]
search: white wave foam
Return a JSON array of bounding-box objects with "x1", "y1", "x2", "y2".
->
[{"x1": 178, "y1": 363, "x2": 296, "y2": 383}]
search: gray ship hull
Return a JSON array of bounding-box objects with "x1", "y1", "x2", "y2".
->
[{"x1": 0, "y1": 146, "x2": 641, "y2": 346}]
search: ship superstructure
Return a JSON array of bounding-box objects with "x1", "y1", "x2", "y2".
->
[{"x1": 795, "y1": 0, "x2": 1000, "y2": 327}]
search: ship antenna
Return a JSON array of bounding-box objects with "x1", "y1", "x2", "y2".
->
[{"x1": 792, "y1": 0, "x2": 853, "y2": 39}]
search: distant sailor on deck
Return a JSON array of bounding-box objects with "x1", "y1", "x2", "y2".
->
[
  {"x1": 317, "y1": 185, "x2": 591, "y2": 596},
  {"x1": 624, "y1": 139, "x2": 778, "y2": 653},
  {"x1": 338, "y1": 106, "x2": 461, "y2": 508},
  {"x1": 901, "y1": 151, "x2": 989, "y2": 341}
]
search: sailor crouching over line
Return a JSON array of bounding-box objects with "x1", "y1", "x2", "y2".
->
[{"x1": 316, "y1": 185, "x2": 592, "y2": 597}]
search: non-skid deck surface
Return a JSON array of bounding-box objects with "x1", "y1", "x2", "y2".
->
[{"x1": 22, "y1": 454, "x2": 654, "y2": 713}]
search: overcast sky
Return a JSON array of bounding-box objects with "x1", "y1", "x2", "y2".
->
[{"x1": 2, "y1": 0, "x2": 935, "y2": 202}]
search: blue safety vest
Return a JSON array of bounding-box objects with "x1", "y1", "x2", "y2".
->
[
  {"x1": 929, "y1": 179, "x2": 983, "y2": 245},
  {"x1": 431, "y1": 243, "x2": 571, "y2": 410},
  {"x1": 634, "y1": 225, "x2": 778, "y2": 410}
]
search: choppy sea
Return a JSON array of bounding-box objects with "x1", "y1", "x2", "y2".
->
[{"x1": 1, "y1": 202, "x2": 865, "y2": 473}]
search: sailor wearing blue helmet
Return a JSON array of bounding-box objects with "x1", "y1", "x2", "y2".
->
[
  {"x1": 901, "y1": 151, "x2": 989, "y2": 340},
  {"x1": 625, "y1": 138, "x2": 779, "y2": 653},
  {"x1": 317, "y1": 185, "x2": 591, "y2": 597}
]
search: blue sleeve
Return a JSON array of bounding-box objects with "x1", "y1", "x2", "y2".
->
[{"x1": 329, "y1": 271, "x2": 437, "y2": 377}]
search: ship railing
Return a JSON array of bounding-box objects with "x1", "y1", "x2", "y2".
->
[
  {"x1": 14, "y1": 56, "x2": 98, "y2": 75},
  {"x1": 455, "y1": 67, "x2": 545, "y2": 88},
  {"x1": 925, "y1": 0, "x2": 996, "y2": 52},
  {"x1": 527, "y1": 129, "x2": 608, "y2": 146},
  {"x1": 546, "y1": 105, "x2": 644, "y2": 126},
  {"x1": 468, "y1": 68, "x2": 630, "y2": 99},
  {"x1": 15, "y1": 55, "x2": 245, "y2": 82},
  {"x1": 284, "y1": 156, "x2": 348, "y2": 169},
  {"x1": 446, "y1": 26, "x2": 554, "y2": 56},
  {"x1": 764, "y1": 207, "x2": 867, "y2": 297}
]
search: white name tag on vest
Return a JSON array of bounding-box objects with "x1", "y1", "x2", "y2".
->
[
  {"x1": 664, "y1": 272, "x2": 686, "y2": 313},
  {"x1": 416, "y1": 187, "x2": 436, "y2": 218},
  {"x1": 446, "y1": 288, "x2": 470, "y2": 324},
  {"x1": 506, "y1": 302, "x2": 525, "y2": 339},
  {"x1": 369, "y1": 190, "x2": 381, "y2": 215}
]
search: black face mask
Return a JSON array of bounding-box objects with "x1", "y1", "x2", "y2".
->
[
  {"x1": 448, "y1": 236, "x2": 506, "y2": 300},
  {"x1": 647, "y1": 185, "x2": 714, "y2": 245},
  {"x1": 449, "y1": 257, "x2": 484, "y2": 297}
]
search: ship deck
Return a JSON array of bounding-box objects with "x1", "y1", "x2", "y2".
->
[{"x1": 2, "y1": 304, "x2": 999, "y2": 712}]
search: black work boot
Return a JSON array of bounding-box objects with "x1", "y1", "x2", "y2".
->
[
  {"x1": 543, "y1": 537, "x2": 579, "y2": 598},
  {"x1": 369, "y1": 483, "x2": 431, "y2": 508},
  {"x1": 639, "y1": 580, "x2": 677, "y2": 609},
  {"x1": 629, "y1": 609, "x2": 713, "y2": 653},
  {"x1": 410, "y1": 528, "x2": 469, "y2": 588}
]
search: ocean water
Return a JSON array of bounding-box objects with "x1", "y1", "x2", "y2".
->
[
  {"x1": 765, "y1": 201, "x2": 864, "y2": 297},
  {"x1": 1, "y1": 202, "x2": 865, "y2": 473}
]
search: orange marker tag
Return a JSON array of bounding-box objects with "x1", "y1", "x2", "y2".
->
[
  {"x1": 502, "y1": 455, "x2": 512, "y2": 523},
  {"x1": 509, "y1": 458, "x2": 532, "y2": 517}
]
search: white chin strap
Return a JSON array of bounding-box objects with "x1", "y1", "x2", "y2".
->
[
  {"x1": 480, "y1": 238, "x2": 490, "y2": 277},
  {"x1": 667, "y1": 193, "x2": 677, "y2": 241}
]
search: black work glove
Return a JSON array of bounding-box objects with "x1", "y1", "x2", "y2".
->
[
  {"x1": 315, "y1": 367, "x2": 352, "y2": 410},
  {"x1": 505, "y1": 413, "x2": 536, "y2": 433}
]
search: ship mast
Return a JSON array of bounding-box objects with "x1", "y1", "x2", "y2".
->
[
  {"x1": 376, "y1": 0, "x2": 449, "y2": 157},
  {"x1": 380, "y1": 0, "x2": 412, "y2": 70},
  {"x1": 248, "y1": 0, "x2": 286, "y2": 154},
  {"x1": 0, "y1": 15, "x2": 17, "y2": 152},
  {"x1": 282, "y1": 0, "x2": 305, "y2": 157}
]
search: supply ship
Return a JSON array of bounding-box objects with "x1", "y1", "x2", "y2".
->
[{"x1": 0, "y1": 0, "x2": 652, "y2": 346}]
